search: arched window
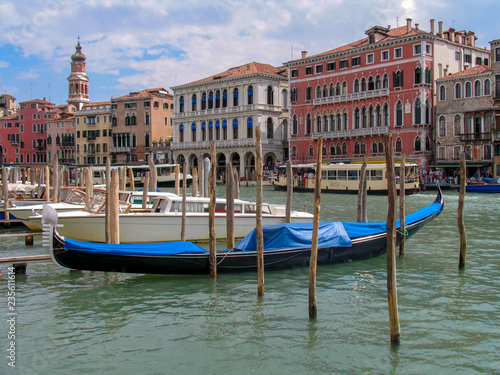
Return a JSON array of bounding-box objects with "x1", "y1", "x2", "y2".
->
[
  {"x1": 354, "y1": 141, "x2": 360, "y2": 155},
  {"x1": 395, "y1": 137, "x2": 402, "y2": 153},
  {"x1": 439, "y1": 85, "x2": 446, "y2": 101},
  {"x1": 179, "y1": 123, "x2": 184, "y2": 142},
  {"x1": 267, "y1": 86, "x2": 274, "y2": 105},
  {"x1": 438, "y1": 116, "x2": 446, "y2": 137},
  {"x1": 383, "y1": 103, "x2": 389, "y2": 126},
  {"x1": 337, "y1": 112, "x2": 342, "y2": 131},
  {"x1": 316, "y1": 114, "x2": 321, "y2": 132},
  {"x1": 425, "y1": 99, "x2": 431, "y2": 124},
  {"x1": 362, "y1": 106, "x2": 367, "y2": 128},
  {"x1": 322, "y1": 144, "x2": 327, "y2": 157},
  {"x1": 309, "y1": 145, "x2": 314, "y2": 157},
  {"x1": 306, "y1": 113, "x2": 312, "y2": 134},
  {"x1": 376, "y1": 75, "x2": 381, "y2": 90},
  {"x1": 248, "y1": 86, "x2": 254, "y2": 105},
  {"x1": 329, "y1": 83, "x2": 335, "y2": 96},
  {"x1": 222, "y1": 89, "x2": 228, "y2": 107},
  {"x1": 375, "y1": 105, "x2": 381, "y2": 127},
  {"x1": 464, "y1": 113, "x2": 472, "y2": 133},
  {"x1": 361, "y1": 141, "x2": 366, "y2": 154},
  {"x1": 454, "y1": 114, "x2": 462, "y2": 136},
  {"x1": 316, "y1": 85, "x2": 322, "y2": 98},
  {"x1": 215, "y1": 90, "x2": 221, "y2": 108},
  {"x1": 372, "y1": 140, "x2": 378, "y2": 154},
  {"x1": 361, "y1": 77, "x2": 366, "y2": 91},
  {"x1": 247, "y1": 117, "x2": 253, "y2": 138},
  {"x1": 354, "y1": 107, "x2": 360, "y2": 129},
  {"x1": 368, "y1": 76, "x2": 374, "y2": 90},
  {"x1": 415, "y1": 136, "x2": 422, "y2": 152},
  {"x1": 233, "y1": 118, "x2": 238, "y2": 139},
  {"x1": 465, "y1": 82, "x2": 472, "y2": 98},
  {"x1": 383, "y1": 74, "x2": 389, "y2": 88},
  {"x1": 474, "y1": 80, "x2": 481, "y2": 97},
  {"x1": 336, "y1": 142, "x2": 342, "y2": 155},
  {"x1": 343, "y1": 112, "x2": 348, "y2": 130},
  {"x1": 425, "y1": 136, "x2": 430, "y2": 152},
  {"x1": 336, "y1": 82, "x2": 341, "y2": 95},
  {"x1": 323, "y1": 113, "x2": 328, "y2": 132},
  {"x1": 191, "y1": 122, "x2": 197, "y2": 141},
  {"x1": 323, "y1": 84, "x2": 328, "y2": 97},
  {"x1": 291, "y1": 145, "x2": 297, "y2": 158},
  {"x1": 233, "y1": 88, "x2": 239, "y2": 106},
  {"x1": 292, "y1": 115, "x2": 298, "y2": 135},
  {"x1": 396, "y1": 101, "x2": 403, "y2": 126},
  {"x1": 330, "y1": 143, "x2": 336, "y2": 156},
  {"x1": 415, "y1": 67, "x2": 422, "y2": 84},
  {"x1": 369, "y1": 105, "x2": 374, "y2": 127},
  {"x1": 267, "y1": 118, "x2": 273, "y2": 139},
  {"x1": 415, "y1": 98, "x2": 422, "y2": 124},
  {"x1": 354, "y1": 79, "x2": 360, "y2": 93},
  {"x1": 208, "y1": 91, "x2": 214, "y2": 109},
  {"x1": 455, "y1": 83, "x2": 462, "y2": 99},
  {"x1": 484, "y1": 79, "x2": 491, "y2": 96},
  {"x1": 179, "y1": 96, "x2": 185, "y2": 112},
  {"x1": 330, "y1": 112, "x2": 335, "y2": 131},
  {"x1": 379, "y1": 139, "x2": 384, "y2": 154},
  {"x1": 342, "y1": 142, "x2": 347, "y2": 155},
  {"x1": 342, "y1": 81, "x2": 347, "y2": 94},
  {"x1": 192, "y1": 94, "x2": 197, "y2": 111},
  {"x1": 201, "y1": 92, "x2": 207, "y2": 110}
]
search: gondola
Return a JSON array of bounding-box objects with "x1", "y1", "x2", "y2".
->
[{"x1": 43, "y1": 188, "x2": 444, "y2": 275}]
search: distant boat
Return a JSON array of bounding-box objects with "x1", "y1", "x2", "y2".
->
[
  {"x1": 272, "y1": 162, "x2": 419, "y2": 195},
  {"x1": 458, "y1": 183, "x2": 500, "y2": 194},
  {"x1": 43, "y1": 188, "x2": 444, "y2": 275}
]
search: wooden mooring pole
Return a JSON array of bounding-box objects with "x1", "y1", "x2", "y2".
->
[
  {"x1": 175, "y1": 164, "x2": 181, "y2": 196},
  {"x1": 109, "y1": 169, "x2": 120, "y2": 244},
  {"x1": 2, "y1": 167, "x2": 10, "y2": 228},
  {"x1": 384, "y1": 133, "x2": 401, "y2": 344},
  {"x1": 309, "y1": 137, "x2": 323, "y2": 319},
  {"x1": 285, "y1": 160, "x2": 293, "y2": 223},
  {"x1": 255, "y1": 127, "x2": 264, "y2": 296},
  {"x1": 458, "y1": 153, "x2": 467, "y2": 269},
  {"x1": 399, "y1": 153, "x2": 406, "y2": 257},
  {"x1": 192, "y1": 167, "x2": 198, "y2": 197},
  {"x1": 226, "y1": 162, "x2": 235, "y2": 250},
  {"x1": 209, "y1": 142, "x2": 217, "y2": 278},
  {"x1": 181, "y1": 162, "x2": 187, "y2": 242},
  {"x1": 357, "y1": 155, "x2": 368, "y2": 222}
]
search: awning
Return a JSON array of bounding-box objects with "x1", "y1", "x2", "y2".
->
[
  {"x1": 179, "y1": 123, "x2": 184, "y2": 131},
  {"x1": 222, "y1": 119, "x2": 227, "y2": 128},
  {"x1": 428, "y1": 162, "x2": 492, "y2": 168},
  {"x1": 191, "y1": 122, "x2": 196, "y2": 130}
]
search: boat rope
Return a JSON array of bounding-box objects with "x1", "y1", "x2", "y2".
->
[
  {"x1": 397, "y1": 228, "x2": 408, "y2": 236},
  {"x1": 211, "y1": 248, "x2": 234, "y2": 266}
]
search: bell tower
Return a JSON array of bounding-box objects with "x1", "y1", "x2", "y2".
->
[{"x1": 67, "y1": 37, "x2": 90, "y2": 110}]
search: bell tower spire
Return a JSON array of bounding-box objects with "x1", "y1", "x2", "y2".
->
[{"x1": 67, "y1": 37, "x2": 90, "y2": 110}]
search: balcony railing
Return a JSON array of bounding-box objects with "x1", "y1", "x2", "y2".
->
[
  {"x1": 313, "y1": 88, "x2": 390, "y2": 106},
  {"x1": 312, "y1": 126, "x2": 390, "y2": 140},
  {"x1": 458, "y1": 132, "x2": 492, "y2": 142},
  {"x1": 174, "y1": 103, "x2": 283, "y2": 119},
  {"x1": 171, "y1": 138, "x2": 283, "y2": 151},
  {"x1": 110, "y1": 146, "x2": 131, "y2": 153}
]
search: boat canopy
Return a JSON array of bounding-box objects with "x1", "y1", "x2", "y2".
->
[
  {"x1": 235, "y1": 221, "x2": 352, "y2": 251},
  {"x1": 64, "y1": 238, "x2": 208, "y2": 256}
]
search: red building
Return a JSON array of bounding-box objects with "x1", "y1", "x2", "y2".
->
[{"x1": 284, "y1": 19, "x2": 491, "y2": 170}]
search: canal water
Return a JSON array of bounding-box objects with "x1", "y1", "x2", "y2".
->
[{"x1": 0, "y1": 186, "x2": 499, "y2": 374}]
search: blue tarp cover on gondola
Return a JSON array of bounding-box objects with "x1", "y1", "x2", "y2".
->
[
  {"x1": 64, "y1": 238, "x2": 208, "y2": 256},
  {"x1": 235, "y1": 221, "x2": 352, "y2": 252}
]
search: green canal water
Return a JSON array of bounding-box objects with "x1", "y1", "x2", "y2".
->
[{"x1": 0, "y1": 186, "x2": 499, "y2": 374}]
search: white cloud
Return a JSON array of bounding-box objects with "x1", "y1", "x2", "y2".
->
[{"x1": 0, "y1": 61, "x2": 9, "y2": 68}]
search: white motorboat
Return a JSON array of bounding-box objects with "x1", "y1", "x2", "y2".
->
[{"x1": 31, "y1": 194, "x2": 314, "y2": 243}]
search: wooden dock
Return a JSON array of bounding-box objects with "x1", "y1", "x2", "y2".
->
[{"x1": 0, "y1": 254, "x2": 51, "y2": 264}]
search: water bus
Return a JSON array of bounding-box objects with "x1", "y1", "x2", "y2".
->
[{"x1": 272, "y1": 162, "x2": 420, "y2": 195}]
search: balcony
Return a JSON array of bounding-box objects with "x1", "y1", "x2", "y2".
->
[
  {"x1": 61, "y1": 141, "x2": 75, "y2": 147},
  {"x1": 313, "y1": 88, "x2": 390, "y2": 106},
  {"x1": 174, "y1": 103, "x2": 283, "y2": 119},
  {"x1": 459, "y1": 132, "x2": 492, "y2": 143},
  {"x1": 87, "y1": 134, "x2": 97, "y2": 141},
  {"x1": 171, "y1": 138, "x2": 283, "y2": 151},
  {"x1": 34, "y1": 145, "x2": 46, "y2": 151},
  {"x1": 110, "y1": 146, "x2": 131, "y2": 153},
  {"x1": 312, "y1": 126, "x2": 390, "y2": 140}
]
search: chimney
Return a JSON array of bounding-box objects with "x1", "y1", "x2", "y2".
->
[
  {"x1": 415, "y1": 23, "x2": 419, "y2": 31},
  {"x1": 406, "y1": 18, "x2": 412, "y2": 33},
  {"x1": 430, "y1": 19, "x2": 435, "y2": 35},
  {"x1": 301, "y1": 51, "x2": 307, "y2": 59},
  {"x1": 438, "y1": 21, "x2": 443, "y2": 37}
]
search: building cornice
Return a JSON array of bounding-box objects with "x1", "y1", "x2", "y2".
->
[{"x1": 172, "y1": 72, "x2": 287, "y2": 92}]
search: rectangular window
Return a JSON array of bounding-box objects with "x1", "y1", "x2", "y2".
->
[
  {"x1": 496, "y1": 47, "x2": 500, "y2": 63},
  {"x1": 464, "y1": 54, "x2": 472, "y2": 64},
  {"x1": 144, "y1": 101, "x2": 150, "y2": 107},
  {"x1": 326, "y1": 62, "x2": 336, "y2": 71},
  {"x1": 339, "y1": 59, "x2": 349, "y2": 69},
  {"x1": 351, "y1": 56, "x2": 360, "y2": 66},
  {"x1": 381, "y1": 50, "x2": 389, "y2": 61},
  {"x1": 476, "y1": 57, "x2": 483, "y2": 65},
  {"x1": 291, "y1": 69, "x2": 298, "y2": 78},
  {"x1": 305, "y1": 67, "x2": 313, "y2": 75},
  {"x1": 367, "y1": 54, "x2": 374, "y2": 64},
  {"x1": 414, "y1": 44, "x2": 422, "y2": 54},
  {"x1": 315, "y1": 65, "x2": 323, "y2": 73},
  {"x1": 395, "y1": 48, "x2": 402, "y2": 58},
  {"x1": 455, "y1": 51, "x2": 461, "y2": 61},
  {"x1": 426, "y1": 44, "x2": 431, "y2": 54}
]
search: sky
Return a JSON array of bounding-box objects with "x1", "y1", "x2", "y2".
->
[{"x1": 0, "y1": 0, "x2": 498, "y2": 106}]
